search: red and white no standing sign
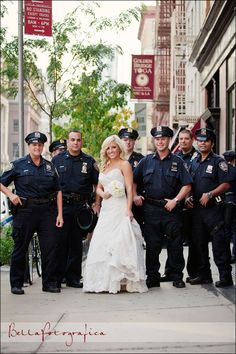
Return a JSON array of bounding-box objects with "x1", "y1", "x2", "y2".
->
[{"x1": 24, "y1": 0, "x2": 52, "y2": 36}]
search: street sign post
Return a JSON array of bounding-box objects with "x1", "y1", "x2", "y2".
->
[{"x1": 24, "y1": 0, "x2": 52, "y2": 37}]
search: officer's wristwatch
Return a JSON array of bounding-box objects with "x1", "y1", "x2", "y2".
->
[{"x1": 207, "y1": 192, "x2": 213, "y2": 199}]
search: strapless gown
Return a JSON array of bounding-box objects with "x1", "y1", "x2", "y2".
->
[{"x1": 83, "y1": 168, "x2": 148, "y2": 293}]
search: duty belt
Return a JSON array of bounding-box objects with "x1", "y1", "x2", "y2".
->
[
  {"x1": 63, "y1": 193, "x2": 89, "y2": 203},
  {"x1": 145, "y1": 197, "x2": 167, "y2": 207},
  {"x1": 19, "y1": 197, "x2": 52, "y2": 207}
]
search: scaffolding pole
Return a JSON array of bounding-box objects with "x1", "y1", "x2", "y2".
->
[{"x1": 18, "y1": 0, "x2": 24, "y2": 157}]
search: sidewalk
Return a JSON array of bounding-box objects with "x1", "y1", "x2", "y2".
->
[{"x1": 1, "y1": 246, "x2": 235, "y2": 353}]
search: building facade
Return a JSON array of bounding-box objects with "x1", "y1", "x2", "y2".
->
[
  {"x1": 189, "y1": 0, "x2": 235, "y2": 152},
  {"x1": 136, "y1": 6, "x2": 156, "y2": 154},
  {"x1": 137, "y1": 0, "x2": 235, "y2": 153},
  {"x1": 0, "y1": 94, "x2": 42, "y2": 172}
]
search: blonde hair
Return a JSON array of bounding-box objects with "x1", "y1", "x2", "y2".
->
[{"x1": 100, "y1": 135, "x2": 126, "y2": 172}]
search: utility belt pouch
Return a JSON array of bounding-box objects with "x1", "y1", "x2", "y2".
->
[{"x1": 215, "y1": 196, "x2": 223, "y2": 205}]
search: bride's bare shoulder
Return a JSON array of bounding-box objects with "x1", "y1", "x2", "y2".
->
[{"x1": 120, "y1": 160, "x2": 131, "y2": 172}]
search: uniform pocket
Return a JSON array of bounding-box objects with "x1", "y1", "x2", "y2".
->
[
  {"x1": 165, "y1": 170, "x2": 178, "y2": 184},
  {"x1": 19, "y1": 171, "x2": 34, "y2": 185},
  {"x1": 143, "y1": 168, "x2": 154, "y2": 184}
]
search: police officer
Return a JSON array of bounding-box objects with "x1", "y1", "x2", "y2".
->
[
  {"x1": 222, "y1": 150, "x2": 236, "y2": 264},
  {"x1": 0, "y1": 131, "x2": 63, "y2": 295},
  {"x1": 133, "y1": 126, "x2": 192, "y2": 288},
  {"x1": 49, "y1": 139, "x2": 67, "y2": 157},
  {"x1": 162, "y1": 129, "x2": 198, "y2": 282},
  {"x1": 186, "y1": 128, "x2": 233, "y2": 287},
  {"x1": 118, "y1": 127, "x2": 144, "y2": 228},
  {"x1": 52, "y1": 130, "x2": 100, "y2": 288}
]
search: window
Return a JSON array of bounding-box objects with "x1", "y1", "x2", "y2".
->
[
  {"x1": 13, "y1": 119, "x2": 19, "y2": 132},
  {"x1": 226, "y1": 50, "x2": 236, "y2": 150},
  {"x1": 227, "y1": 87, "x2": 235, "y2": 150},
  {"x1": 12, "y1": 143, "x2": 19, "y2": 159}
]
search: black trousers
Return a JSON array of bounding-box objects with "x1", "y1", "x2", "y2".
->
[
  {"x1": 143, "y1": 203, "x2": 185, "y2": 281},
  {"x1": 192, "y1": 204, "x2": 232, "y2": 280},
  {"x1": 10, "y1": 204, "x2": 58, "y2": 288},
  {"x1": 55, "y1": 202, "x2": 87, "y2": 285},
  {"x1": 132, "y1": 203, "x2": 144, "y2": 232},
  {"x1": 164, "y1": 209, "x2": 199, "y2": 278}
]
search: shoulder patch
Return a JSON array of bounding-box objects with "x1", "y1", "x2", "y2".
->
[
  {"x1": 93, "y1": 162, "x2": 99, "y2": 172},
  {"x1": 190, "y1": 151, "x2": 199, "y2": 162},
  {"x1": 219, "y1": 161, "x2": 228, "y2": 172},
  {"x1": 183, "y1": 162, "x2": 189, "y2": 172},
  {"x1": 4, "y1": 162, "x2": 14, "y2": 172}
]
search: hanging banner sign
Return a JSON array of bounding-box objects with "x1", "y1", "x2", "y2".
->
[
  {"x1": 131, "y1": 55, "x2": 155, "y2": 100},
  {"x1": 24, "y1": 0, "x2": 52, "y2": 37}
]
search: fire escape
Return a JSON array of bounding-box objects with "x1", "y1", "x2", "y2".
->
[
  {"x1": 154, "y1": 0, "x2": 175, "y2": 126},
  {"x1": 172, "y1": 0, "x2": 197, "y2": 127}
]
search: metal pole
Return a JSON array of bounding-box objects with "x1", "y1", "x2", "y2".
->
[{"x1": 18, "y1": 0, "x2": 24, "y2": 157}]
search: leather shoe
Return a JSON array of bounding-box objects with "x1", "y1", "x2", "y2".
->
[
  {"x1": 186, "y1": 276, "x2": 197, "y2": 283},
  {"x1": 146, "y1": 279, "x2": 160, "y2": 288},
  {"x1": 160, "y1": 274, "x2": 174, "y2": 282},
  {"x1": 66, "y1": 280, "x2": 83, "y2": 288},
  {"x1": 189, "y1": 276, "x2": 213, "y2": 285},
  {"x1": 11, "y1": 287, "x2": 24, "y2": 295},
  {"x1": 42, "y1": 286, "x2": 61, "y2": 293},
  {"x1": 173, "y1": 280, "x2": 185, "y2": 288},
  {"x1": 215, "y1": 279, "x2": 233, "y2": 288}
]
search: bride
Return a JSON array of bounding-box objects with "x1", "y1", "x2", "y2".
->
[{"x1": 83, "y1": 135, "x2": 148, "y2": 294}]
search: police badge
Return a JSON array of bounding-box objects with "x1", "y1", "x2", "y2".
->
[{"x1": 81, "y1": 162, "x2": 88, "y2": 173}]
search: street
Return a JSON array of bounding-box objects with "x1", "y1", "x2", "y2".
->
[{"x1": 1, "y1": 245, "x2": 235, "y2": 353}]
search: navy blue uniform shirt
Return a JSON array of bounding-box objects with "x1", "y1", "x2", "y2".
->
[
  {"x1": 190, "y1": 151, "x2": 233, "y2": 200},
  {"x1": 128, "y1": 151, "x2": 144, "y2": 171},
  {"x1": 224, "y1": 164, "x2": 236, "y2": 203},
  {"x1": 176, "y1": 147, "x2": 197, "y2": 167},
  {"x1": 52, "y1": 150, "x2": 99, "y2": 194},
  {"x1": 133, "y1": 151, "x2": 192, "y2": 200},
  {"x1": 0, "y1": 155, "x2": 60, "y2": 198}
]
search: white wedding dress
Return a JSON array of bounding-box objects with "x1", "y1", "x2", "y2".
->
[{"x1": 83, "y1": 168, "x2": 148, "y2": 294}]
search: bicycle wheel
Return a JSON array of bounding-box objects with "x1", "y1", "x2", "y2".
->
[
  {"x1": 25, "y1": 242, "x2": 33, "y2": 285},
  {"x1": 34, "y1": 235, "x2": 42, "y2": 277}
]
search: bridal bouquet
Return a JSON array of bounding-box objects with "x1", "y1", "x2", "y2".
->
[{"x1": 107, "y1": 180, "x2": 125, "y2": 198}]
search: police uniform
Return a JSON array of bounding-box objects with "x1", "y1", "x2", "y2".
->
[
  {"x1": 163, "y1": 146, "x2": 198, "y2": 281},
  {"x1": 223, "y1": 150, "x2": 236, "y2": 263},
  {"x1": 118, "y1": 128, "x2": 144, "y2": 227},
  {"x1": 52, "y1": 149, "x2": 99, "y2": 287},
  {"x1": 134, "y1": 126, "x2": 193, "y2": 287},
  {"x1": 0, "y1": 132, "x2": 61, "y2": 293},
  {"x1": 49, "y1": 139, "x2": 67, "y2": 154},
  {"x1": 176, "y1": 147, "x2": 197, "y2": 166},
  {"x1": 189, "y1": 128, "x2": 233, "y2": 286}
]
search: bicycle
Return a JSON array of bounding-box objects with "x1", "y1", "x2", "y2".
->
[{"x1": 24, "y1": 233, "x2": 42, "y2": 285}]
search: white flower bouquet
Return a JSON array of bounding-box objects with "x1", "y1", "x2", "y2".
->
[{"x1": 107, "y1": 180, "x2": 125, "y2": 198}]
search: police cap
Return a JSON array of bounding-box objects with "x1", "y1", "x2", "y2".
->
[
  {"x1": 151, "y1": 126, "x2": 173, "y2": 138},
  {"x1": 222, "y1": 150, "x2": 236, "y2": 161},
  {"x1": 25, "y1": 131, "x2": 47, "y2": 145},
  {"x1": 49, "y1": 139, "x2": 67, "y2": 153},
  {"x1": 118, "y1": 128, "x2": 139, "y2": 140},
  {"x1": 76, "y1": 204, "x2": 98, "y2": 232},
  {"x1": 195, "y1": 128, "x2": 215, "y2": 142}
]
